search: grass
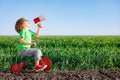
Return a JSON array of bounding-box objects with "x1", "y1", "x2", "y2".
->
[{"x1": 0, "y1": 36, "x2": 120, "y2": 71}]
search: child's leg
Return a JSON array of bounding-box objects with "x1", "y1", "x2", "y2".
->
[
  {"x1": 18, "y1": 48, "x2": 42, "y2": 67},
  {"x1": 19, "y1": 48, "x2": 47, "y2": 71},
  {"x1": 35, "y1": 60, "x2": 40, "y2": 67}
]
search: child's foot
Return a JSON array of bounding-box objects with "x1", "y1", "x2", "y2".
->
[{"x1": 35, "y1": 65, "x2": 47, "y2": 72}]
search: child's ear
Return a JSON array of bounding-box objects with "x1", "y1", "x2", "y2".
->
[
  {"x1": 20, "y1": 26, "x2": 23, "y2": 30},
  {"x1": 21, "y1": 24, "x2": 26, "y2": 28}
]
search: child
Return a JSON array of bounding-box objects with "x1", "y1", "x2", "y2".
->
[{"x1": 15, "y1": 18, "x2": 47, "y2": 72}]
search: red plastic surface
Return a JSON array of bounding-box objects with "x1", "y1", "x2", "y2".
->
[
  {"x1": 11, "y1": 64, "x2": 21, "y2": 74},
  {"x1": 39, "y1": 56, "x2": 52, "y2": 72},
  {"x1": 19, "y1": 61, "x2": 27, "y2": 70}
]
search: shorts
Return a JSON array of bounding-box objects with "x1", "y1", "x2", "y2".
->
[{"x1": 18, "y1": 48, "x2": 42, "y2": 61}]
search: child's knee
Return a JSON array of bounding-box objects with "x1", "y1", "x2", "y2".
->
[{"x1": 36, "y1": 49, "x2": 42, "y2": 56}]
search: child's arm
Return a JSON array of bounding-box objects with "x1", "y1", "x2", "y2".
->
[
  {"x1": 20, "y1": 38, "x2": 36, "y2": 46},
  {"x1": 34, "y1": 23, "x2": 42, "y2": 37}
]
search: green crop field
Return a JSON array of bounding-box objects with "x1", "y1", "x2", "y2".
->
[{"x1": 0, "y1": 36, "x2": 120, "y2": 71}]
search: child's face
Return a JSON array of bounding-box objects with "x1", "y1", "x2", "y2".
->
[{"x1": 22, "y1": 20, "x2": 30, "y2": 29}]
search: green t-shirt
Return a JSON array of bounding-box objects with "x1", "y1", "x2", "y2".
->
[{"x1": 18, "y1": 29, "x2": 35, "y2": 50}]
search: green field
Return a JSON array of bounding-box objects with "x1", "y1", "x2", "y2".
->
[{"x1": 0, "y1": 36, "x2": 120, "y2": 71}]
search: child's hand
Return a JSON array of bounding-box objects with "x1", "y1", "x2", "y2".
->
[
  {"x1": 32, "y1": 42, "x2": 37, "y2": 47},
  {"x1": 37, "y1": 23, "x2": 42, "y2": 28}
]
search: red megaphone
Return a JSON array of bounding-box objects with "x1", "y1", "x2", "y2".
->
[{"x1": 34, "y1": 14, "x2": 46, "y2": 24}]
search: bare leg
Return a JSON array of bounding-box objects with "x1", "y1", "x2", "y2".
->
[{"x1": 35, "y1": 60, "x2": 39, "y2": 67}]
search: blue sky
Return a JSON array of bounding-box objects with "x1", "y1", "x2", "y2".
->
[{"x1": 0, "y1": 0, "x2": 120, "y2": 35}]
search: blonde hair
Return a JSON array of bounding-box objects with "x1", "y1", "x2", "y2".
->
[{"x1": 15, "y1": 18, "x2": 26, "y2": 33}]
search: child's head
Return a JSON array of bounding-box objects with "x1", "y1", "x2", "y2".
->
[{"x1": 15, "y1": 18, "x2": 30, "y2": 33}]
